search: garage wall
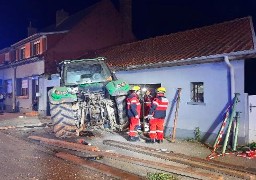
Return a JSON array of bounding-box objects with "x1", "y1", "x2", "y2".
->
[{"x1": 115, "y1": 60, "x2": 247, "y2": 144}]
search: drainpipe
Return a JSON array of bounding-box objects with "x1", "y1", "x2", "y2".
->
[
  {"x1": 13, "y1": 66, "x2": 17, "y2": 112},
  {"x1": 224, "y1": 56, "x2": 235, "y2": 102}
]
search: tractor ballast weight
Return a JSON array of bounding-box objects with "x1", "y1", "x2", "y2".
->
[{"x1": 48, "y1": 57, "x2": 130, "y2": 138}]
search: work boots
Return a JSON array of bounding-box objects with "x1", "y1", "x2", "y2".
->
[
  {"x1": 146, "y1": 139, "x2": 155, "y2": 143},
  {"x1": 128, "y1": 136, "x2": 140, "y2": 142},
  {"x1": 157, "y1": 139, "x2": 163, "y2": 143}
]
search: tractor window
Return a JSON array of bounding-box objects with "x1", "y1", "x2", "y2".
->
[{"x1": 64, "y1": 60, "x2": 112, "y2": 85}]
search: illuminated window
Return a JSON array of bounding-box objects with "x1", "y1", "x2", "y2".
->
[
  {"x1": 20, "y1": 47, "x2": 25, "y2": 59},
  {"x1": 32, "y1": 41, "x2": 40, "y2": 56},
  {"x1": 191, "y1": 82, "x2": 204, "y2": 103}
]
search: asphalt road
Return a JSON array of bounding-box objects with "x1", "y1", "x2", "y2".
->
[
  {"x1": 0, "y1": 113, "x2": 256, "y2": 180},
  {"x1": 0, "y1": 114, "x2": 113, "y2": 180},
  {"x1": 0, "y1": 131, "x2": 114, "y2": 180}
]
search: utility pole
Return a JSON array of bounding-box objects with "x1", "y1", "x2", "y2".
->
[{"x1": 12, "y1": 66, "x2": 17, "y2": 112}]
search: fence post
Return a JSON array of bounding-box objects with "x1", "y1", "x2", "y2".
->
[
  {"x1": 232, "y1": 112, "x2": 241, "y2": 151},
  {"x1": 222, "y1": 93, "x2": 240, "y2": 154}
]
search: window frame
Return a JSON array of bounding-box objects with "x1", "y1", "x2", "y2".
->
[
  {"x1": 16, "y1": 78, "x2": 29, "y2": 98},
  {"x1": 188, "y1": 82, "x2": 205, "y2": 105},
  {"x1": 32, "y1": 40, "x2": 40, "y2": 56},
  {"x1": 20, "y1": 46, "x2": 26, "y2": 59}
]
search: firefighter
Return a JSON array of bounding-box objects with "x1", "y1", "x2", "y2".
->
[
  {"x1": 147, "y1": 87, "x2": 169, "y2": 143},
  {"x1": 127, "y1": 85, "x2": 141, "y2": 142},
  {"x1": 143, "y1": 90, "x2": 154, "y2": 117}
]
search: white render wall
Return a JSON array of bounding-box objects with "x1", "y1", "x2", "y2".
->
[
  {"x1": 0, "y1": 60, "x2": 44, "y2": 112},
  {"x1": 16, "y1": 61, "x2": 45, "y2": 112},
  {"x1": 38, "y1": 76, "x2": 60, "y2": 116},
  {"x1": 0, "y1": 67, "x2": 15, "y2": 111},
  {"x1": 116, "y1": 60, "x2": 247, "y2": 144}
]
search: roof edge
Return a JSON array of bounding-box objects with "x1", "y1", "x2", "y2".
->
[
  {"x1": 248, "y1": 16, "x2": 256, "y2": 49},
  {"x1": 11, "y1": 30, "x2": 68, "y2": 48},
  {"x1": 116, "y1": 49, "x2": 256, "y2": 71}
]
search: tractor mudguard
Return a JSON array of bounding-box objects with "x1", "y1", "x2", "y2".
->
[{"x1": 106, "y1": 80, "x2": 130, "y2": 96}]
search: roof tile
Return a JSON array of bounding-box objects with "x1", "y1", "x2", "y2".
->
[{"x1": 99, "y1": 17, "x2": 255, "y2": 69}]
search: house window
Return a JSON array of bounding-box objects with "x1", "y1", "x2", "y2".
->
[
  {"x1": 5, "y1": 53, "x2": 10, "y2": 61},
  {"x1": 4, "y1": 80, "x2": 12, "y2": 93},
  {"x1": 21, "y1": 78, "x2": 28, "y2": 96},
  {"x1": 16, "y1": 78, "x2": 29, "y2": 97},
  {"x1": 32, "y1": 41, "x2": 40, "y2": 56},
  {"x1": 191, "y1": 82, "x2": 204, "y2": 103},
  {"x1": 20, "y1": 47, "x2": 25, "y2": 59},
  {"x1": 4, "y1": 79, "x2": 12, "y2": 98}
]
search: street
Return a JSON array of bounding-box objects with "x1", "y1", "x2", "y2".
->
[{"x1": 0, "y1": 113, "x2": 256, "y2": 180}]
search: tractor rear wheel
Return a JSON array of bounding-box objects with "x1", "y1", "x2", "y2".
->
[
  {"x1": 105, "y1": 99, "x2": 117, "y2": 129},
  {"x1": 50, "y1": 102, "x2": 78, "y2": 138}
]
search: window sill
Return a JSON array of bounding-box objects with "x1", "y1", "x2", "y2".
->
[
  {"x1": 187, "y1": 102, "x2": 206, "y2": 106},
  {"x1": 17, "y1": 96, "x2": 29, "y2": 99}
]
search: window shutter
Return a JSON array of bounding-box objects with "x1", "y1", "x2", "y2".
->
[{"x1": 16, "y1": 78, "x2": 22, "y2": 96}]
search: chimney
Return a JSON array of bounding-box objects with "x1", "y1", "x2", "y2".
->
[
  {"x1": 56, "y1": 9, "x2": 69, "y2": 27},
  {"x1": 119, "y1": 0, "x2": 133, "y2": 34},
  {"x1": 27, "y1": 22, "x2": 37, "y2": 37}
]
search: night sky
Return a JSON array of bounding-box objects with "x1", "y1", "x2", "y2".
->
[{"x1": 0, "y1": 0, "x2": 255, "y2": 49}]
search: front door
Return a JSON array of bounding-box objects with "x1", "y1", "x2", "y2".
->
[
  {"x1": 249, "y1": 95, "x2": 256, "y2": 143},
  {"x1": 46, "y1": 87, "x2": 53, "y2": 116}
]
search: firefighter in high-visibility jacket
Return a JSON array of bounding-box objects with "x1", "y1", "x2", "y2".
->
[
  {"x1": 143, "y1": 90, "x2": 154, "y2": 117},
  {"x1": 147, "y1": 87, "x2": 169, "y2": 143},
  {"x1": 126, "y1": 85, "x2": 141, "y2": 142}
]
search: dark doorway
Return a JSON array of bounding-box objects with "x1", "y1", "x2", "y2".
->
[
  {"x1": 245, "y1": 58, "x2": 256, "y2": 95},
  {"x1": 32, "y1": 79, "x2": 39, "y2": 111},
  {"x1": 130, "y1": 83, "x2": 161, "y2": 119},
  {"x1": 46, "y1": 87, "x2": 54, "y2": 116}
]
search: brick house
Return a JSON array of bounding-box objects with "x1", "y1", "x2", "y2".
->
[{"x1": 0, "y1": 0, "x2": 136, "y2": 115}]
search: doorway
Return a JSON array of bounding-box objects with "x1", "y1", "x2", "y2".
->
[
  {"x1": 249, "y1": 95, "x2": 256, "y2": 143},
  {"x1": 46, "y1": 87, "x2": 53, "y2": 116}
]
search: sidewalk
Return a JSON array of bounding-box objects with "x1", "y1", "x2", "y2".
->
[
  {"x1": 0, "y1": 112, "x2": 25, "y2": 120},
  {"x1": 0, "y1": 112, "x2": 50, "y2": 127}
]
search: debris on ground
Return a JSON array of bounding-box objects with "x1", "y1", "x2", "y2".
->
[
  {"x1": 28, "y1": 135, "x2": 99, "y2": 151},
  {"x1": 77, "y1": 138, "x2": 92, "y2": 146},
  {"x1": 0, "y1": 126, "x2": 16, "y2": 130}
]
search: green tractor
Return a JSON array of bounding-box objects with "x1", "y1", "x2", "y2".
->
[{"x1": 48, "y1": 57, "x2": 130, "y2": 138}]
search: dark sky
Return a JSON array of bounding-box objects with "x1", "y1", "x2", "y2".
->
[{"x1": 0, "y1": 0, "x2": 255, "y2": 49}]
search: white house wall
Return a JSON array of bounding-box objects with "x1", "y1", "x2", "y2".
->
[
  {"x1": 15, "y1": 61, "x2": 44, "y2": 112},
  {"x1": 0, "y1": 67, "x2": 15, "y2": 111},
  {"x1": 38, "y1": 76, "x2": 60, "y2": 116},
  {"x1": 115, "y1": 60, "x2": 247, "y2": 144}
]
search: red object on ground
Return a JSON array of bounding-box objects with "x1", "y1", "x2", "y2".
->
[
  {"x1": 237, "y1": 150, "x2": 256, "y2": 159},
  {"x1": 77, "y1": 139, "x2": 91, "y2": 146}
]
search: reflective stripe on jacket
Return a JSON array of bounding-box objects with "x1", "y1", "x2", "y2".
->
[
  {"x1": 149, "y1": 94, "x2": 169, "y2": 119},
  {"x1": 127, "y1": 93, "x2": 141, "y2": 118}
]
